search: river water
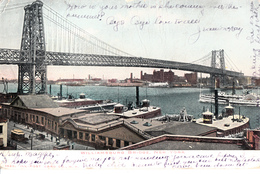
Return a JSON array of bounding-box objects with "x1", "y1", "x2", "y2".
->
[{"x1": 2, "y1": 83, "x2": 260, "y2": 129}]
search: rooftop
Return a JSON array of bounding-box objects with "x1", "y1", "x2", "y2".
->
[
  {"x1": 134, "y1": 139, "x2": 245, "y2": 150},
  {"x1": 73, "y1": 113, "x2": 120, "y2": 125},
  {"x1": 123, "y1": 118, "x2": 217, "y2": 137},
  {"x1": 121, "y1": 135, "x2": 246, "y2": 150},
  {"x1": 123, "y1": 118, "x2": 168, "y2": 131},
  {"x1": 33, "y1": 107, "x2": 86, "y2": 117},
  {"x1": 110, "y1": 106, "x2": 161, "y2": 118},
  {"x1": 61, "y1": 113, "x2": 122, "y2": 131},
  {"x1": 144, "y1": 121, "x2": 217, "y2": 136},
  {"x1": 12, "y1": 95, "x2": 59, "y2": 108}
]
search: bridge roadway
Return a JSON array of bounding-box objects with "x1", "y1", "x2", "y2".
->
[{"x1": 0, "y1": 48, "x2": 243, "y2": 77}]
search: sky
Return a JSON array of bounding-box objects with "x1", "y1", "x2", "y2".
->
[{"x1": 0, "y1": 0, "x2": 259, "y2": 80}]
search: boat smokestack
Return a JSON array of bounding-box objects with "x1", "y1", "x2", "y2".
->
[
  {"x1": 232, "y1": 80, "x2": 236, "y2": 95},
  {"x1": 59, "y1": 84, "x2": 62, "y2": 100},
  {"x1": 215, "y1": 89, "x2": 218, "y2": 119},
  {"x1": 136, "y1": 86, "x2": 139, "y2": 107}
]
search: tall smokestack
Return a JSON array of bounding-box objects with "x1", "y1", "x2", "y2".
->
[
  {"x1": 130, "y1": 73, "x2": 133, "y2": 83},
  {"x1": 60, "y1": 84, "x2": 62, "y2": 100},
  {"x1": 49, "y1": 84, "x2": 52, "y2": 96},
  {"x1": 136, "y1": 86, "x2": 139, "y2": 107},
  {"x1": 215, "y1": 89, "x2": 218, "y2": 119}
]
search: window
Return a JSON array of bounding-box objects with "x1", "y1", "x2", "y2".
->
[
  {"x1": 54, "y1": 122, "x2": 57, "y2": 131},
  {"x1": 99, "y1": 135, "x2": 106, "y2": 141},
  {"x1": 41, "y1": 117, "x2": 44, "y2": 124},
  {"x1": 124, "y1": 141, "x2": 129, "y2": 147},
  {"x1": 108, "y1": 138, "x2": 113, "y2": 146},
  {"x1": 36, "y1": 116, "x2": 39, "y2": 123},
  {"x1": 73, "y1": 131, "x2": 77, "y2": 138},
  {"x1": 0, "y1": 125, "x2": 2, "y2": 134},
  {"x1": 116, "y1": 139, "x2": 121, "y2": 148},
  {"x1": 91, "y1": 134, "x2": 95, "y2": 142},
  {"x1": 79, "y1": 132, "x2": 83, "y2": 139},
  {"x1": 85, "y1": 133, "x2": 89, "y2": 141}
]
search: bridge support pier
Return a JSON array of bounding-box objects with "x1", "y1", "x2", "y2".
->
[
  {"x1": 18, "y1": 0, "x2": 47, "y2": 95},
  {"x1": 210, "y1": 50, "x2": 226, "y2": 88}
]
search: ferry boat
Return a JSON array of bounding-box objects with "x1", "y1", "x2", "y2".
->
[
  {"x1": 53, "y1": 93, "x2": 106, "y2": 108},
  {"x1": 107, "y1": 99, "x2": 162, "y2": 119},
  {"x1": 148, "y1": 82, "x2": 169, "y2": 88},
  {"x1": 199, "y1": 91, "x2": 260, "y2": 107}
]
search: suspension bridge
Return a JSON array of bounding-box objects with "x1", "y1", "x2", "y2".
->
[{"x1": 0, "y1": 0, "x2": 243, "y2": 94}]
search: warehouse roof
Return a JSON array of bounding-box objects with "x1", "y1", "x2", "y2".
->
[{"x1": 11, "y1": 95, "x2": 59, "y2": 108}]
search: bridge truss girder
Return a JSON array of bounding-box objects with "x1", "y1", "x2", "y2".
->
[{"x1": 0, "y1": 48, "x2": 243, "y2": 78}]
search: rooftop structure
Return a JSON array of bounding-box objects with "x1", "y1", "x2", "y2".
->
[{"x1": 109, "y1": 100, "x2": 161, "y2": 119}]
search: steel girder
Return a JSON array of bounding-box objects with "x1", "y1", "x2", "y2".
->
[{"x1": 45, "y1": 51, "x2": 243, "y2": 77}]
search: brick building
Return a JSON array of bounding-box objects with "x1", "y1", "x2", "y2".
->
[
  {"x1": 184, "y1": 72, "x2": 197, "y2": 85},
  {"x1": 1, "y1": 95, "x2": 86, "y2": 135},
  {"x1": 141, "y1": 70, "x2": 175, "y2": 82}
]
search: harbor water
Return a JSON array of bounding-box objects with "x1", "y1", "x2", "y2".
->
[{"x1": 2, "y1": 83, "x2": 260, "y2": 129}]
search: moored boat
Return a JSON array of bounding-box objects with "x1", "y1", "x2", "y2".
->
[{"x1": 199, "y1": 91, "x2": 260, "y2": 107}]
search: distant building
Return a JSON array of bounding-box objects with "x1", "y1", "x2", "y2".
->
[
  {"x1": 238, "y1": 76, "x2": 253, "y2": 86},
  {"x1": 108, "y1": 79, "x2": 118, "y2": 83},
  {"x1": 184, "y1": 72, "x2": 197, "y2": 85},
  {"x1": 141, "y1": 69, "x2": 175, "y2": 82},
  {"x1": 253, "y1": 77, "x2": 260, "y2": 86}
]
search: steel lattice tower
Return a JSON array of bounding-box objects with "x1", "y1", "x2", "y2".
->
[
  {"x1": 210, "y1": 50, "x2": 225, "y2": 88},
  {"x1": 18, "y1": 0, "x2": 46, "y2": 94}
]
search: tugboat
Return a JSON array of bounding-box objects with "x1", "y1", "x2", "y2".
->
[{"x1": 195, "y1": 104, "x2": 250, "y2": 137}]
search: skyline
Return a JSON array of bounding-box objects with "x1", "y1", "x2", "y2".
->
[{"x1": 0, "y1": 0, "x2": 259, "y2": 80}]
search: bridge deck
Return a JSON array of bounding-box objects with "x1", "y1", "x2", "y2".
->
[{"x1": 0, "y1": 48, "x2": 243, "y2": 77}]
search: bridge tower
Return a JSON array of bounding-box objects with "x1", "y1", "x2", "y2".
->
[
  {"x1": 210, "y1": 50, "x2": 225, "y2": 88},
  {"x1": 18, "y1": 0, "x2": 47, "y2": 94}
]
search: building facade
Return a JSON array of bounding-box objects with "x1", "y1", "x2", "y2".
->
[{"x1": 0, "y1": 118, "x2": 8, "y2": 147}]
